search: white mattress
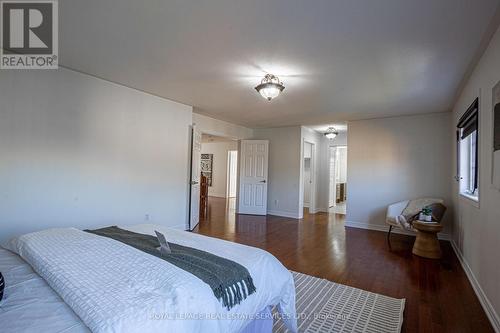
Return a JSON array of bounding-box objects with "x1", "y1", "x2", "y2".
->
[
  {"x1": 3, "y1": 224, "x2": 297, "y2": 333},
  {"x1": 0, "y1": 247, "x2": 90, "y2": 333}
]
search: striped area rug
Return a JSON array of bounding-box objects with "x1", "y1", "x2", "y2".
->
[{"x1": 273, "y1": 271, "x2": 405, "y2": 333}]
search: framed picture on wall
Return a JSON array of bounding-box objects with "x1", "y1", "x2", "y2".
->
[
  {"x1": 492, "y1": 81, "x2": 500, "y2": 189},
  {"x1": 201, "y1": 154, "x2": 213, "y2": 186}
]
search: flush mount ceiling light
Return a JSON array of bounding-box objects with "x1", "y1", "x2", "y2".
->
[
  {"x1": 255, "y1": 74, "x2": 285, "y2": 101},
  {"x1": 324, "y1": 127, "x2": 339, "y2": 140}
]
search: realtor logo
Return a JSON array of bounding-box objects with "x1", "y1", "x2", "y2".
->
[{"x1": 1, "y1": 0, "x2": 58, "y2": 69}]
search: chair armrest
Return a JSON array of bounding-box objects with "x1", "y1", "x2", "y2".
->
[{"x1": 386, "y1": 200, "x2": 410, "y2": 219}]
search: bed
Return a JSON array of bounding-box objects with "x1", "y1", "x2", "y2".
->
[
  {"x1": 0, "y1": 224, "x2": 297, "y2": 333},
  {"x1": 0, "y1": 247, "x2": 90, "y2": 332}
]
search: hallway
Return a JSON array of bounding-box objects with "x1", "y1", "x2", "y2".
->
[{"x1": 329, "y1": 202, "x2": 346, "y2": 215}]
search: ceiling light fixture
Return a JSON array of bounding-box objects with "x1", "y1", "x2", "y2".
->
[
  {"x1": 324, "y1": 127, "x2": 338, "y2": 140},
  {"x1": 255, "y1": 74, "x2": 285, "y2": 101}
]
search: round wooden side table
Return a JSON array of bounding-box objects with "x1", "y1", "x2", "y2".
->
[{"x1": 412, "y1": 220, "x2": 443, "y2": 259}]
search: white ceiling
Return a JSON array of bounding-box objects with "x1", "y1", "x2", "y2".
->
[
  {"x1": 60, "y1": 0, "x2": 500, "y2": 128},
  {"x1": 308, "y1": 124, "x2": 348, "y2": 134}
]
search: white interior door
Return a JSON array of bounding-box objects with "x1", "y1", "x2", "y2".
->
[
  {"x1": 189, "y1": 127, "x2": 202, "y2": 230},
  {"x1": 238, "y1": 140, "x2": 269, "y2": 215}
]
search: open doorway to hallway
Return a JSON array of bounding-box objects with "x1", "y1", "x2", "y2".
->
[
  {"x1": 199, "y1": 134, "x2": 238, "y2": 222},
  {"x1": 301, "y1": 124, "x2": 347, "y2": 218},
  {"x1": 329, "y1": 145, "x2": 347, "y2": 215}
]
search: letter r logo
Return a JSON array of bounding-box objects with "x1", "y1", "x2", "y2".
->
[{"x1": 1, "y1": 1, "x2": 53, "y2": 54}]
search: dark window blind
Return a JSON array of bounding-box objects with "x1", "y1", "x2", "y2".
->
[
  {"x1": 457, "y1": 98, "x2": 479, "y2": 191},
  {"x1": 457, "y1": 98, "x2": 478, "y2": 139}
]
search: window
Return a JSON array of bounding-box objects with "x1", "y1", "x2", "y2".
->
[{"x1": 456, "y1": 98, "x2": 479, "y2": 200}]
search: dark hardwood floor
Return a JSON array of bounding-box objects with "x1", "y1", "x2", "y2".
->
[{"x1": 194, "y1": 197, "x2": 493, "y2": 333}]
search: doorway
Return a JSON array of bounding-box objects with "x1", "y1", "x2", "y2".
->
[
  {"x1": 303, "y1": 141, "x2": 316, "y2": 214},
  {"x1": 329, "y1": 145, "x2": 347, "y2": 215},
  {"x1": 197, "y1": 134, "x2": 239, "y2": 223}
]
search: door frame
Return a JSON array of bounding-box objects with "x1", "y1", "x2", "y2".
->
[
  {"x1": 301, "y1": 140, "x2": 316, "y2": 215},
  {"x1": 226, "y1": 150, "x2": 238, "y2": 198},
  {"x1": 188, "y1": 126, "x2": 202, "y2": 231},
  {"x1": 329, "y1": 144, "x2": 348, "y2": 211}
]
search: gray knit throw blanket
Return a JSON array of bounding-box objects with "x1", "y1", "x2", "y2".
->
[{"x1": 84, "y1": 226, "x2": 256, "y2": 310}]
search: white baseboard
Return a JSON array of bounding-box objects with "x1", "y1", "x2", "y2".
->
[
  {"x1": 344, "y1": 220, "x2": 450, "y2": 240},
  {"x1": 267, "y1": 210, "x2": 301, "y2": 219},
  {"x1": 303, "y1": 203, "x2": 310, "y2": 208},
  {"x1": 208, "y1": 195, "x2": 227, "y2": 199},
  {"x1": 450, "y1": 241, "x2": 500, "y2": 332},
  {"x1": 308, "y1": 207, "x2": 321, "y2": 214}
]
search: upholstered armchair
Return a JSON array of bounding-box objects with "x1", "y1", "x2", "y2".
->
[{"x1": 386, "y1": 198, "x2": 445, "y2": 241}]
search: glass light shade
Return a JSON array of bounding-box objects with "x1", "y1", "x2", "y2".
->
[
  {"x1": 325, "y1": 132, "x2": 337, "y2": 140},
  {"x1": 324, "y1": 127, "x2": 339, "y2": 140},
  {"x1": 258, "y1": 84, "x2": 282, "y2": 101},
  {"x1": 255, "y1": 74, "x2": 285, "y2": 101}
]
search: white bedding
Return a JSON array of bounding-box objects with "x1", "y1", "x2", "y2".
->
[
  {"x1": 5, "y1": 224, "x2": 297, "y2": 333},
  {"x1": 0, "y1": 247, "x2": 90, "y2": 333}
]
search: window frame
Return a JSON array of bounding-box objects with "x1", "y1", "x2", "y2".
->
[{"x1": 456, "y1": 98, "x2": 479, "y2": 203}]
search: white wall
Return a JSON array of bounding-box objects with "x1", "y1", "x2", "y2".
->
[
  {"x1": 0, "y1": 68, "x2": 193, "y2": 242},
  {"x1": 193, "y1": 112, "x2": 253, "y2": 139},
  {"x1": 251, "y1": 126, "x2": 344, "y2": 218},
  {"x1": 346, "y1": 113, "x2": 453, "y2": 234},
  {"x1": 201, "y1": 141, "x2": 238, "y2": 198},
  {"x1": 450, "y1": 24, "x2": 500, "y2": 331},
  {"x1": 250, "y1": 126, "x2": 338, "y2": 218},
  {"x1": 253, "y1": 127, "x2": 302, "y2": 218}
]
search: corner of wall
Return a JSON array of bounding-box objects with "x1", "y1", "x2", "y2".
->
[{"x1": 192, "y1": 112, "x2": 254, "y2": 139}]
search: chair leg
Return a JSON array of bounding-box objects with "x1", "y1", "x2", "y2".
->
[{"x1": 387, "y1": 225, "x2": 392, "y2": 244}]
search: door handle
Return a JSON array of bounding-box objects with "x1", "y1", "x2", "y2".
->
[
  {"x1": 191, "y1": 181, "x2": 199, "y2": 185},
  {"x1": 259, "y1": 180, "x2": 267, "y2": 183}
]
